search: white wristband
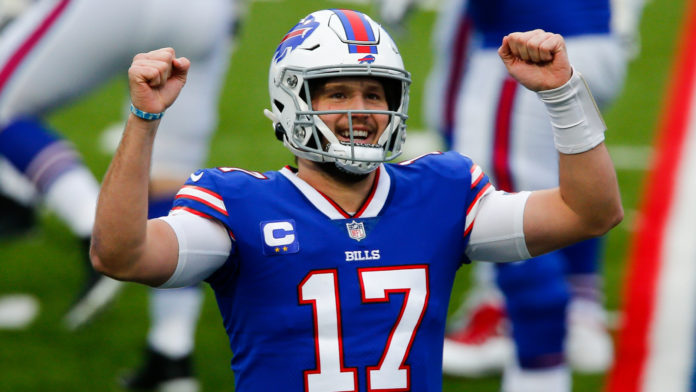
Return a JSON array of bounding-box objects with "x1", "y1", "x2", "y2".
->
[{"x1": 537, "y1": 68, "x2": 607, "y2": 154}]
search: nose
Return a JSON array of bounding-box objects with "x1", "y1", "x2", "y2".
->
[
  {"x1": 348, "y1": 95, "x2": 368, "y2": 111},
  {"x1": 347, "y1": 96, "x2": 371, "y2": 122}
]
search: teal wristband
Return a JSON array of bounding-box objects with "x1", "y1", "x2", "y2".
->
[{"x1": 130, "y1": 103, "x2": 164, "y2": 121}]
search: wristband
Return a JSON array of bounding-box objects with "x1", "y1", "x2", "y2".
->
[
  {"x1": 130, "y1": 103, "x2": 164, "y2": 121},
  {"x1": 537, "y1": 68, "x2": 606, "y2": 154}
]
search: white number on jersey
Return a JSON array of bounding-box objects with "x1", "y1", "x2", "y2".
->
[{"x1": 299, "y1": 265, "x2": 429, "y2": 391}]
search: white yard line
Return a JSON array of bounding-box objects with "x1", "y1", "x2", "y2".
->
[
  {"x1": 608, "y1": 144, "x2": 653, "y2": 171},
  {"x1": 405, "y1": 129, "x2": 654, "y2": 172}
]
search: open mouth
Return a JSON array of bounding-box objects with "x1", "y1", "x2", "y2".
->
[{"x1": 337, "y1": 129, "x2": 371, "y2": 143}]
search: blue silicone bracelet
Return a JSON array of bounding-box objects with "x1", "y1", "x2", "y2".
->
[{"x1": 130, "y1": 103, "x2": 164, "y2": 121}]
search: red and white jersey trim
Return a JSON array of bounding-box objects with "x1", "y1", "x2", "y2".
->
[
  {"x1": 280, "y1": 165, "x2": 391, "y2": 220},
  {"x1": 470, "y1": 164, "x2": 485, "y2": 189},
  {"x1": 464, "y1": 164, "x2": 493, "y2": 236},
  {"x1": 218, "y1": 166, "x2": 268, "y2": 179},
  {"x1": 175, "y1": 185, "x2": 228, "y2": 216}
]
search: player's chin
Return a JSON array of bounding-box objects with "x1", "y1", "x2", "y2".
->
[{"x1": 317, "y1": 161, "x2": 371, "y2": 183}]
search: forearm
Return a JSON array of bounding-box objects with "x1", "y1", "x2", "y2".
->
[
  {"x1": 90, "y1": 114, "x2": 158, "y2": 278},
  {"x1": 524, "y1": 72, "x2": 623, "y2": 256},
  {"x1": 545, "y1": 71, "x2": 623, "y2": 232},
  {"x1": 524, "y1": 145, "x2": 622, "y2": 256},
  {"x1": 558, "y1": 143, "x2": 623, "y2": 234}
]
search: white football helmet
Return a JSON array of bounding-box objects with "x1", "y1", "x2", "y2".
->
[{"x1": 265, "y1": 9, "x2": 411, "y2": 174}]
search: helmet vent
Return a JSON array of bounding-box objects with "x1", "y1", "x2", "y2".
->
[
  {"x1": 273, "y1": 99, "x2": 285, "y2": 112},
  {"x1": 302, "y1": 44, "x2": 320, "y2": 51}
]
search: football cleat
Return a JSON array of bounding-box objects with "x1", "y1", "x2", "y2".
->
[
  {"x1": 566, "y1": 298, "x2": 614, "y2": 373},
  {"x1": 0, "y1": 193, "x2": 35, "y2": 238},
  {"x1": 120, "y1": 347, "x2": 199, "y2": 392},
  {"x1": 0, "y1": 293, "x2": 40, "y2": 330},
  {"x1": 63, "y1": 239, "x2": 124, "y2": 330},
  {"x1": 501, "y1": 361, "x2": 571, "y2": 392},
  {"x1": 442, "y1": 300, "x2": 513, "y2": 377}
]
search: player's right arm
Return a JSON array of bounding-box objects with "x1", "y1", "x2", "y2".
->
[{"x1": 90, "y1": 48, "x2": 190, "y2": 287}]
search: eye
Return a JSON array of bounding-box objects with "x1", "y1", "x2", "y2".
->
[{"x1": 329, "y1": 91, "x2": 347, "y2": 99}]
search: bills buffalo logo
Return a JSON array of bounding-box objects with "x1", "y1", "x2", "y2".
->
[
  {"x1": 358, "y1": 55, "x2": 376, "y2": 64},
  {"x1": 273, "y1": 15, "x2": 320, "y2": 63}
]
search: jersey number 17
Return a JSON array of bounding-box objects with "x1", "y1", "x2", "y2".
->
[{"x1": 299, "y1": 265, "x2": 429, "y2": 391}]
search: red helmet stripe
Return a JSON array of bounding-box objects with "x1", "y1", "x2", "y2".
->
[{"x1": 332, "y1": 9, "x2": 378, "y2": 54}]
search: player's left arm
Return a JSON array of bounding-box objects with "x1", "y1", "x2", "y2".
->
[{"x1": 499, "y1": 30, "x2": 623, "y2": 257}]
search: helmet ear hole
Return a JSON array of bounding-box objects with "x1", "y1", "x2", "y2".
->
[
  {"x1": 274, "y1": 123, "x2": 285, "y2": 141},
  {"x1": 379, "y1": 78, "x2": 402, "y2": 112}
]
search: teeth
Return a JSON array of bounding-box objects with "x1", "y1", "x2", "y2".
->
[{"x1": 341, "y1": 130, "x2": 368, "y2": 139}]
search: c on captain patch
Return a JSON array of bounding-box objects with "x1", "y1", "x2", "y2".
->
[{"x1": 261, "y1": 220, "x2": 300, "y2": 255}]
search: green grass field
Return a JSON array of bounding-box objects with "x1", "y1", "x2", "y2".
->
[{"x1": 0, "y1": 0, "x2": 687, "y2": 390}]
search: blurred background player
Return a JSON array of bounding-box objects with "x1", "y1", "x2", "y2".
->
[
  {"x1": 0, "y1": 0, "x2": 238, "y2": 390},
  {"x1": 421, "y1": 0, "x2": 645, "y2": 390},
  {"x1": 0, "y1": 0, "x2": 33, "y2": 30}
]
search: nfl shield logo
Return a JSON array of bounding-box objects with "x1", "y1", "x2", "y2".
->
[{"x1": 346, "y1": 220, "x2": 366, "y2": 241}]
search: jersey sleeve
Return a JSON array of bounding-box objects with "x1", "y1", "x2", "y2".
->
[
  {"x1": 463, "y1": 162, "x2": 494, "y2": 238},
  {"x1": 160, "y1": 169, "x2": 239, "y2": 287},
  {"x1": 465, "y1": 190, "x2": 532, "y2": 262},
  {"x1": 170, "y1": 169, "x2": 230, "y2": 223},
  {"x1": 157, "y1": 211, "x2": 233, "y2": 288},
  {"x1": 460, "y1": 156, "x2": 531, "y2": 262}
]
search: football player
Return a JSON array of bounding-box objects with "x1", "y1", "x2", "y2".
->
[
  {"x1": 0, "y1": 0, "x2": 237, "y2": 390},
  {"x1": 91, "y1": 9, "x2": 622, "y2": 391},
  {"x1": 424, "y1": 0, "x2": 644, "y2": 389}
]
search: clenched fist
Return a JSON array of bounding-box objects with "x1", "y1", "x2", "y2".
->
[
  {"x1": 498, "y1": 29, "x2": 573, "y2": 92},
  {"x1": 128, "y1": 47, "x2": 190, "y2": 116}
]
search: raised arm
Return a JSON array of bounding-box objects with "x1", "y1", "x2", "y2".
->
[
  {"x1": 90, "y1": 48, "x2": 190, "y2": 286},
  {"x1": 499, "y1": 30, "x2": 623, "y2": 256}
]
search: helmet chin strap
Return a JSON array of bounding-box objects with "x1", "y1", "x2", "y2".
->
[
  {"x1": 326, "y1": 142, "x2": 382, "y2": 174},
  {"x1": 314, "y1": 115, "x2": 383, "y2": 175}
]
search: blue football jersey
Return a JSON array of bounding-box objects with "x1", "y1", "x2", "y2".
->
[
  {"x1": 468, "y1": 0, "x2": 612, "y2": 48},
  {"x1": 171, "y1": 151, "x2": 492, "y2": 391}
]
